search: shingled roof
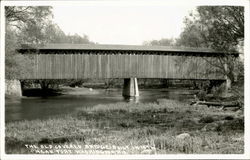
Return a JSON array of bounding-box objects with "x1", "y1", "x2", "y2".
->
[{"x1": 19, "y1": 44, "x2": 239, "y2": 56}]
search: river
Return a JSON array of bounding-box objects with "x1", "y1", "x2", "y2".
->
[{"x1": 5, "y1": 87, "x2": 196, "y2": 122}]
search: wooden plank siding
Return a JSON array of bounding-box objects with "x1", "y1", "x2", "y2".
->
[{"x1": 21, "y1": 54, "x2": 224, "y2": 80}]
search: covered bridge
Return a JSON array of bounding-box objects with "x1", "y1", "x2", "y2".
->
[{"x1": 18, "y1": 44, "x2": 238, "y2": 97}]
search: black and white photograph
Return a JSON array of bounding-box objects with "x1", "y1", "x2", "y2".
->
[{"x1": 0, "y1": 0, "x2": 249, "y2": 159}]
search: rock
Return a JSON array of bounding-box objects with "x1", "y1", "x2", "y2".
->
[
  {"x1": 140, "y1": 148, "x2": 156, "y2": 154},
  {"x1": 235, "y1": 110, "x2": 243, "y2": 117},
  {"x1": 89, "y1": 88, "x2": 93, "y2": 91},
  {"x1": 176, "y1": 133, "x2": 190, "y2": 140},
  {"x1": 201, "y1": 122, "x2": 219, "y2": 131},
  {"x1": 232, "y1": 137, "x2": 244, "y2": 142}
]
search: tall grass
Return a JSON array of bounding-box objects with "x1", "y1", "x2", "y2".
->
[{"x1": 5, "y1": 99, "x2": 244, "y2": 154}]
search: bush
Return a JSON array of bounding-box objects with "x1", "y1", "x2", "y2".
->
[
  {"x1": 197, "y1": 90, "x2": 207, "y2": 101},
  {"x1": 199, "y1": 116, "x2": 215, "y2": 123}
]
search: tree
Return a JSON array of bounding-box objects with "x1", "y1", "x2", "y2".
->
[
  {"x1": 5, "y1": 6, "x2": 53, "y2": 30},
  {"x1": 5, "y1": 25, "x2": 33, "y2": 80},
  {"x1": 197, "y1": 6, "x2": 244, "y2": 51},
  {"x1": 5, "y1": 6, "x2": 54, "y2": 79},
  {"x1": 143, "y1": 38, "x2": 175, "y2": 46},
  {"x1": 176, "y1": 17, "x2": 208, "y2": 48},
  {"x1": 177, "y1": 6, "x2": 244, "y2": 89},
  {"x1": 177, "y1": 6, "x2": 244, "y2": 50},
  {"x1": 5, "y1": 6, "x2": 94, "y2": 89},
  {"x1": 6, "y1": 6, "x2": 53, "y2": 45}
]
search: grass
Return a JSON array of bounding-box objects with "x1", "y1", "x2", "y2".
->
[{"x1": 5, "y1": 99, "x2": 244, "y2": 154}]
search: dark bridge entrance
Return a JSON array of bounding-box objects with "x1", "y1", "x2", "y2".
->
[{"x1": 18, "y1": 44, "x2": 238, "y2": 97}]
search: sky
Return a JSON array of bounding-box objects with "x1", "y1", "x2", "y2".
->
[{"x1": 52, "y1": 5, "x2": 197, "y2": 45}]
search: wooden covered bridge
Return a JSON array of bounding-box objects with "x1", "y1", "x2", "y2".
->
[{"x1": 18, "y1": 44, "x2": 238, "y2": 97}]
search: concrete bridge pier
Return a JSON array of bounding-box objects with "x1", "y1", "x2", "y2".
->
[{"x1": 122, "y1": 78, "x2": 139, "y2": 97}]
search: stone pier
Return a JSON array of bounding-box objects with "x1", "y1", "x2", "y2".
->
[
  {"x1": 122, "y1": 78, "x2": 139, "y2": 97},
  {"x1": 5, "y1": 79, "x2": 22, "y2": 96}
]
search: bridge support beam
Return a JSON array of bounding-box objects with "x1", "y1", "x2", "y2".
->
[{"x1": 122, "y1": 78, "x2": 139, "y2": 97}]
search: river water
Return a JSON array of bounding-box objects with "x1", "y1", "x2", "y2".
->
[{"x1": 5, "y1": 88, "x2": 196, "y2": 122}]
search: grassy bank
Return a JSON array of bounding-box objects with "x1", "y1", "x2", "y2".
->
[{"x1": 6, "y1": 99, "x2": 244, "y2": 154}]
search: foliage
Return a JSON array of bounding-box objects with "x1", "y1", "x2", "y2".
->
[
  {"x1": 143, "y1": 6, "x2": 244, "y2": 89},
  {"x1": 176, "y1": 6, "x2": 244, "y2": 91},
  {"x1": 176, "y1": 6, "x2": 244, "y2": 51},
  {"x1": 5, "y1": 26, "x2": 31, "y2": 79},
  {"x1": 5, "y1": 6, "x2": 53, "y2": 30},
  {"x1": 6, "y1": 6, "x2": 53, "y2": 45},
  {"x1": 5, "y1": 6, "x2": 53, "y2": 79},
  {"x1": 143, "y1": 38, "x2": 175, "y2": 46},
  {"x1": 197, "y1": 6, "x2": 244, "y2": 51},
  {"x1": 5, "y1": 6, "x2": 94, "y2": 89},
  {"x1": 141, "y1": 6, "x2": 244, "y2": 100}
]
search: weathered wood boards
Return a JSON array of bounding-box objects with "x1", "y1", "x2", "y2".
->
[{"x1": 22, "y1": 53, "x2": 224, "y2": 80}]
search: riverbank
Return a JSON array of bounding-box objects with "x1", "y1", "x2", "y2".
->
[{"x1": 5, "y1": 99, "x2": 244, "y2": 154}]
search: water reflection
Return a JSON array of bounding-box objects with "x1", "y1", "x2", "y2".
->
[
  {"x1": 5, "y1": 88, "x2": 195, "y2": 122},
  {"x1": 123, "y1": 96, "x2": 139, "y2": 103}
]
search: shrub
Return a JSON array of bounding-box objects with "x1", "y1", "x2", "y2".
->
[{"x1": 199, "y1": 116, "x2": 215, "y2": 123}]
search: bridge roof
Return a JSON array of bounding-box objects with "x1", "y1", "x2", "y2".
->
[{"x1": 19, "y1": 44, "x2": 239, "y2": 56}]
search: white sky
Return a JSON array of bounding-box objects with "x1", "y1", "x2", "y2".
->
[{"x1": 52, "y1": 5, "x2": 197, "y2": 45}]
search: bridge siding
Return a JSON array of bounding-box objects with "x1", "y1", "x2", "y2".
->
[{"x1": 23, "y1": 54, "x2": 223, "y2": 80}]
